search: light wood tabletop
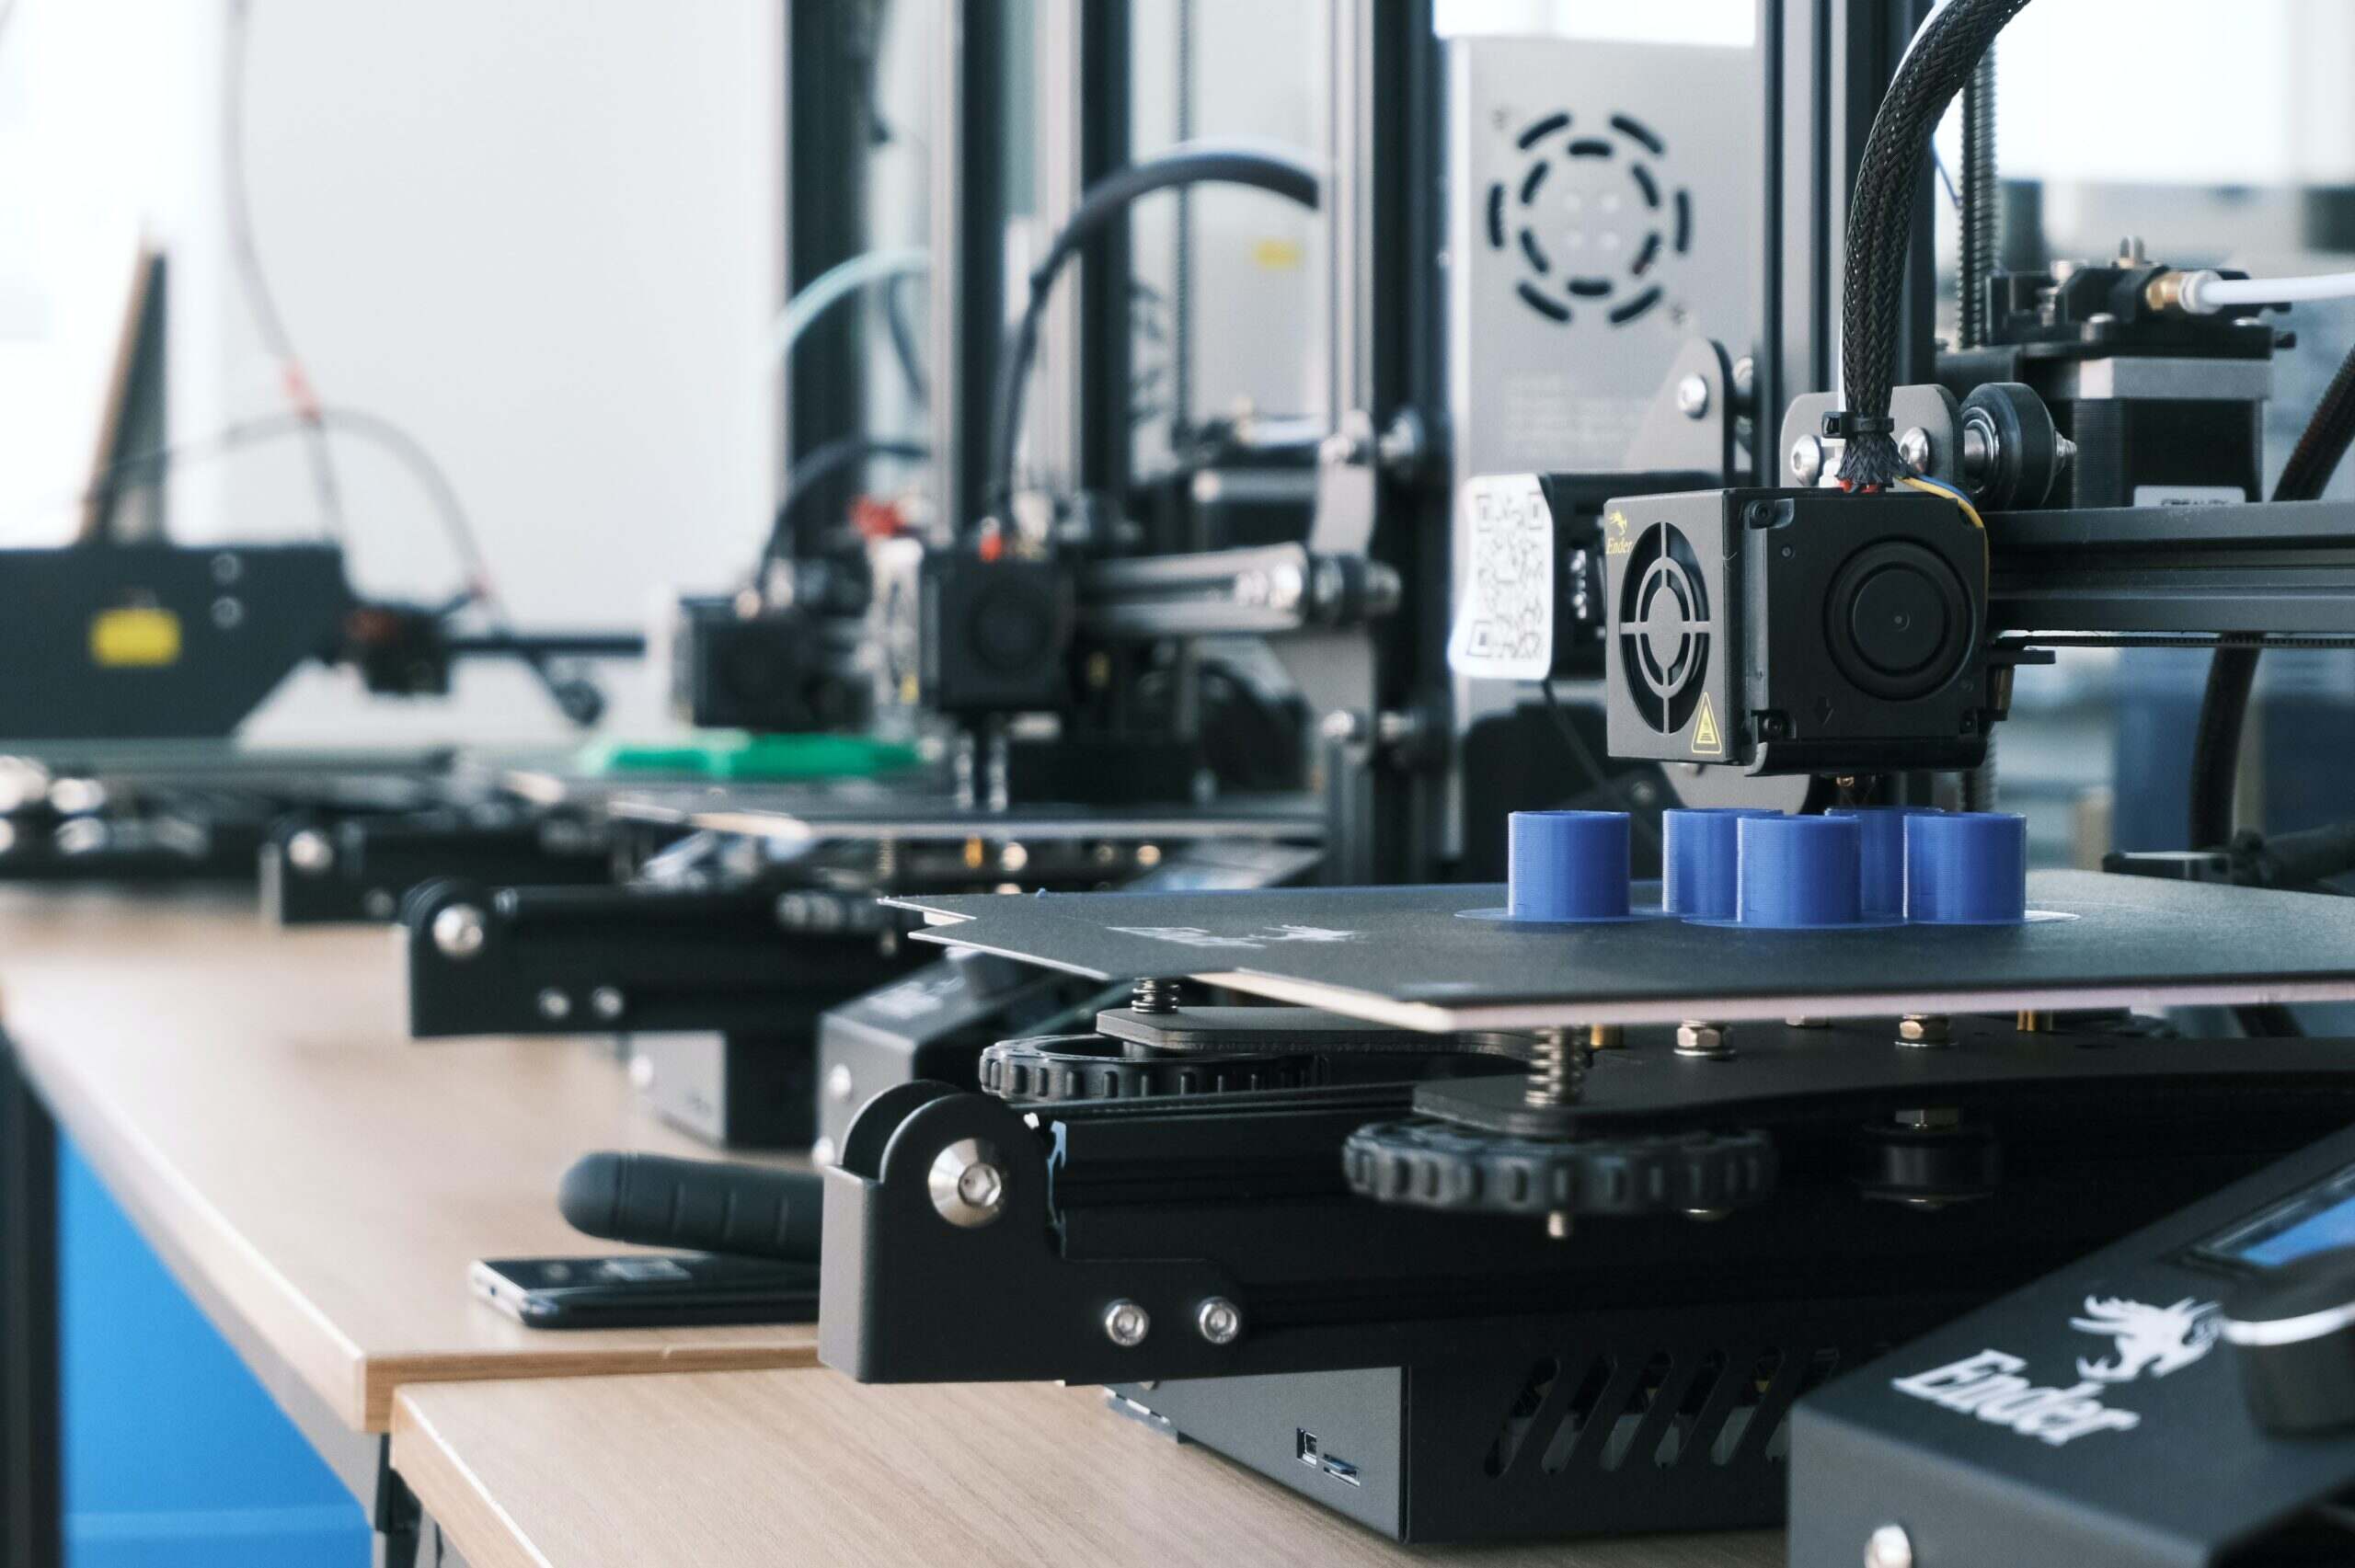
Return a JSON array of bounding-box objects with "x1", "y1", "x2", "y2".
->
[
  {"x1": 0, "y1": 887, "x2": 818, "y2": 1440},
  {"x1": 393, "y1": 1371, "x2": 1786, "y2": 1568}
]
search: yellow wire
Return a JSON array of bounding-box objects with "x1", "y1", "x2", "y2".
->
[
  {"x1": 1897, "y1": 475, "x2": 1987, "y2": 531},
  {"x1": 1896, "y1": 475, "x2": 1990, "y2": 578}
]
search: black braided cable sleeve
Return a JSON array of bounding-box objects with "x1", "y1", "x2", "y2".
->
[{"x1": 1840, "y1": 0, "x2": 2032, "y2": 488}]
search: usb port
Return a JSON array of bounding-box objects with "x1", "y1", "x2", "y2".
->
[
  {"x1": 1295, "y1": 1429, "x2": 1320, "y2": 1467},
  {"x1": 1322, "y1": 1457, "x2": 1362, "y2": 1487}
]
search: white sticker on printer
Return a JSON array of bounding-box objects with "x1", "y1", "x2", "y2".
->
[
  {"x1": 1447, "y1": 475, "x2": 1556, "y2": 681},
  {"x1": 2131, "y1": 485, "x2": 2246, "y2": 507}
]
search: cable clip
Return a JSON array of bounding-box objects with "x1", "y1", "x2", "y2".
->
[{"x1": 1822, "y1": 410, "x2": 1892, "y2": 441}]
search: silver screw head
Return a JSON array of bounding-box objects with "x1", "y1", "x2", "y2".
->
[
  {"x1": 1864, "y1": 1523, "x2": 1914, "y2": 1568},
  {"x1": 1266, "y1": 562, "x2": 1306, "y2": 612},
  {"x1": 1897, "y1": 426, "x2": 1932, "y2": 471},
  {"x1": 362, "y1": 889, "x2": 396, "y2": 922},
  {"x1": 1896, "y1": 1014, "x2": 1952, "y2": 1048},
  {"x1": 430, "y1": 904, "x2": 487, "y2": 960},
  {"x1": 1103, "y1": 1299, "x2": 1151, "y2": 1348},
  {"x1": 590, "y1": 986, "x2": 626, "y2": 1022},
  {"x1": 1674, "y1": 1021, "x2": 1732, "y2": 1058},
  {"x1": 1195, "y1": 1298, "x2": 1243, "y2": 1345},
  {"x1": 1789, "y1": 434, "x2": 1825, "y2": 485},
  {"x1": 1676, "y1": 373, "x2": 1712, "y2": 419},
  {"x1": 284, "y1": 829, "x2": 334, "y2": 875},
  {"x1": 536, "y1": 988, "x2": 573, "y2": 1023},
  {"x1": 825, "y1": 1063, "x2": 856, "y2": 1103},
  {"x1": 927, "y1": 1138, "x2": 1006, "y2": 1229}
]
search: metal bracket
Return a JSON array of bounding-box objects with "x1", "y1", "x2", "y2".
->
[
  {"x1": 1624, "y1": 339, "x2": 1740, "y2": 476},
  {"x1": 402, "y1": 877, "x2": 920, "y2": 1039},
  {"x1": 265, "y1": 805, "x2": 626, "y2": 926}
]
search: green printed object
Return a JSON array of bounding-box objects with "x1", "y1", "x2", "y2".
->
[{"x1": 580, "y1": 732, "x2": 922, "y2": 780}]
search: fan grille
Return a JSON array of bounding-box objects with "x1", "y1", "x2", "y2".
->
[
  {"x1": 1487, "y1": 109, "x2": 1691, "y2": 327},
  {"x1": 1617, "y1": 521, "x2": 1709, "y2": 735}
]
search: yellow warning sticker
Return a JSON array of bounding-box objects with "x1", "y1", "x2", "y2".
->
[
  {"x1": 89, "y1": 607, "x2": 181, "y2": 669},
  {"x1": 1691, "y1": 691, "x2": 1724, "y2": 755}
]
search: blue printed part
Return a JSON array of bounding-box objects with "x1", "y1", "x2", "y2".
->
[
  {"x1": 1904, "y1": 810, "x2": 2029, "y2": 924},
  {"x1": 1662, "y1": 807, "x2": 1783, "y2": 919},
  {"x1": 1827, "y1": 806, "x2": 1943, "y2": 917},
  {"x1": 1504, "y1": 809, "x2": 1633, "y2": 921},
  {"x1": 1721, "y1": 813, "x2": 1880, "y2": 929}
]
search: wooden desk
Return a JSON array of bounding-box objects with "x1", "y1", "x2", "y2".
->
[
  {"x1": 393, "y1": 1372, "x2": 1784, "y2": 1568},
  {"x1": 0, "y1": 887, "x2": 817, "y2": 1509}
]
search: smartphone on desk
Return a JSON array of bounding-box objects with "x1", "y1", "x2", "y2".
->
[{"x1": 470, "y1": 1253, "x2": 820, "y2": 1330}]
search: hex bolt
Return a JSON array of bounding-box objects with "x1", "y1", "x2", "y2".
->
[
  {"x1": 1896, "y1": 1014, "x2": 1952, "y2": 1049},
  {"x1": 431, "y1": 904, "x2": 487, "y2": 960},
  {"x1": 1320, "y1": 708, "x2": 1367, "y2": 744},
  {"x1": 536, "y1": 988, "x2": 573, "y2": 1024},
  {"x1": 590, "y1": 986, "x2": 626, "y2": 1022},
  {"x1": 1675, "y1": 1021, "x2": 1734, "y2": 1059},
  {"x1": 1103, "y1": 1299, "x2": 1151, "y2": 1348},
  {"x1": 826, "y1": 1064, "x2": 856, "y2": 1104},
  {"x1": 1132, "y1": 977, "x2": 1185, "y2": 1015},
  {"x1": 1897, "y1": 426, "x2": 1932, "y2": 471},
  {"x1": 927, "y1": 1139, "x2": 1006, "y2": 1229},
  {"x1": 1676, "y1": 374, "x2": 1711, "y2": 419},
  {"x1": 1195, "y1": 1298, "x2": 1243, "y2": 1345},
  {"x1": 284, "y1": 829, "x2": 334, "y2": 876},
  {"x1": 1864, "y1": 1523, "x2": 1914, "y2": 1568}
]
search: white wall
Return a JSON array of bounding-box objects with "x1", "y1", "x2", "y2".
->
[
  {"x1": 1999, "y1": 0, "x2": 2355, "y2": 189},
  {"x1": 0, "y1": 0, "x2": 784, "y2": 744}
]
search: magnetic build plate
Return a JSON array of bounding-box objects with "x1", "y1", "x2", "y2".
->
[{"x1": 890, "y1": 871, "x2": 2355, "y2": 1030}]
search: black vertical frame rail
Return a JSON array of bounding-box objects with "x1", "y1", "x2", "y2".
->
[
  {"x1": 1, "y1": 1034, "x2": 61, "y2": 1568},
  {"x1": 1364, "y1": 0, "x2": 1448, "y2": 883},
  {"x1": 1074, "y1": 1, "x2": 1132, "y2": 506},
  {"x1": 940, "y1": 0, "x2": 1008, "y2": 533},
  {"x1": 784, "y1": 1, "x2": 876, "y2": 490}
]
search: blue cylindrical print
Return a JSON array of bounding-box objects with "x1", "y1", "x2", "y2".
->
[
  {"x1": 1507, "y1": 809, "x2": 1632, "y2": 921},
  {"x1": 1905, "y1": 810, "x2": 2028, "y2": 923},
  {"x1": 1735, "y1": 814, "x2": 1864, "y2": 927},
  {"x1": 1663, "y1": 807, "x2": 1781, "y2": 919},
  {"x1": 1827, "y1": 806, "x2": 1941, "y2": 916}
]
